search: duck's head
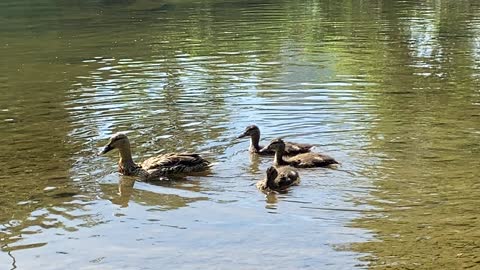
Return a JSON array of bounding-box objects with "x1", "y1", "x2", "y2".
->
[
  {"x1": 262, "y1": 138, "x2": 286, "y2": 152},
  {"x1": 237, "y1": 125, "x2": 260, "y2": 139},
  {"x1": 100, "y1": 133, "x2": 130, "y2": 155},
  {"x1": 265, "y1": 166, "x2": 279, "y2": 181}
]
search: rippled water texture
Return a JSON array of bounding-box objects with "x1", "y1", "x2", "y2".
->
[{"x1": 1, "y1": 0, "x2": 479, "y2": 269}]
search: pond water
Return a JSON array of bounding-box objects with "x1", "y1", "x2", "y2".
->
[{"x1": 1, "y1": 0, "x2": 479, "y2": 269}]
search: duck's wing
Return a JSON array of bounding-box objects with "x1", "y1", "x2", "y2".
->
[
  {"x1": 311, "y1": 153, "x2": 338, "y2": 166},
  {"x1": 287, "y1": 153, "x2": 337, "y2": 168},
  {"x1": 141, "y1": 153, "x2": 211, "y2": 173},
  {"x1": 284, "y1": 141, "x2": 314, "y2": 155}
]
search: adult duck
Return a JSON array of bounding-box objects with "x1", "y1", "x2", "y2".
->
[
  {"x1": 262, "y1": 138, "x2": 338, "y2": 168},
  {"x1": 237, "y1": 125, "x2": 313, "y2": 155},
  {"x1": 100, "y1": 133, "x2": 211, "y2": 181},
  {"x1": 256, "y1": 166, "x2": 300, "y2": 193}
]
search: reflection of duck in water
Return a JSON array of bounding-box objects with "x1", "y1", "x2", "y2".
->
[
  {"x1": 100, "y1": 133, "x2": 211, "y2": 181},
  {"x1": 262, "y1": 138, "x2": 338, "y2": 168},
  {"x1": 247, "y1": 152, "x2": 262, "y2": 174},
  {"x1": 110, "y1": 177, "x2": 135, "y2": 207},
  {"x1": 256, "y1": 166, "x2": 300, "y2": 193},
  {"x1": 237, "y1": 125, "x2": 313, "y2": 155}
]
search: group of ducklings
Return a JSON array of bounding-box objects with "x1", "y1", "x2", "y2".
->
[{"x1": 100, "y1": 125, "x2": 338, "y2": 194}]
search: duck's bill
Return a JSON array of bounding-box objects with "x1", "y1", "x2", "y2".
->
[
  {"x1": 237, "y1": 132, "x2": 247, "y2": 139},
  {"x1": 99, "y1": 145, "x2": 113, "y2": 155}
]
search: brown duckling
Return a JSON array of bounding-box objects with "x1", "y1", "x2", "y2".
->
[
  {"x1": 262, "y1": 138, "x2": 338, "y2": 168},
  {"x1": 100, "y1": 133, "x2": 211, "y2": 181},
  {"x1": 256, "y1": 166, "x2": 300, "y2": 193},
  {"x1": 237, "y1": 125, "x2": 313, "y2": 155}
]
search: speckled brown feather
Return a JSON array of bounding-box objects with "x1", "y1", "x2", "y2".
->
[
  {"x1": 238, "y1": 125, "x2": 313, "y2": 156},
  {"x1": 256, "y1": 166, "x2": 300, "y2": 193},
  {"x1": 284, "y1": 152, "x2": 338, "y2": 168},
  {"x1": 257, "y1": 141, "x2": 314, "y2": 156},
  {"x1": 141, "y1": 153, "x2": 211, "y2": 175},
  {"x1": 263, "y1": 138, "x2": 339, "y2": 168},
  {"x1": 101, "y1": 133, "x2": 211, "y2": 181}
]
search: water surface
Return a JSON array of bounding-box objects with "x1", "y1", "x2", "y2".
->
[{"x1": 1, "y1": 0, "x2": 479, "y2": 269}]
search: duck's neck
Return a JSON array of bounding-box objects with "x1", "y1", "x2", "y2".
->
[
  {"x1": 117, "y1": 144, "x2": 139, "y2": 175},
  {"x1": 249, "y1": 133, "x2": 261, "y2": 152},
  {"x1": 273, "y1": 147, "x2": 287, "y2": 166}
]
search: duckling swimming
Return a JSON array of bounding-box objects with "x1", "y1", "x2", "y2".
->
[
  {"x1": 262, "y1": 138, "x2": 338, "y2": 168},
  {"x1": 100, "y1": 133, "x2": 211, "y2": 181},
  {"x1": 237, "y1": 125, "x2": 313, "y2": 155},
  {"x1": 256, "y1": 166, "x2": 300, "y2": 193}
]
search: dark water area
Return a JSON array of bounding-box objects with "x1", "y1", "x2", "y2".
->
[{"x1": 1, "y1": 0, "x2": 479, "y2": 269}]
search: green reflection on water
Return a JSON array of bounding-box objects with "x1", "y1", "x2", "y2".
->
[
  {"x1": 1, "y1": 0, "x2": 479, "y2": 269},
  {"x1": 333, "y1": 0, "x2": 480, "y2": 269}
]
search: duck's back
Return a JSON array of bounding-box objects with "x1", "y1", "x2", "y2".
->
[
  {"x1": 286, "y1": 152, "x2": 338, "y2": 168},
  {"x1": 273, "y1": 166, "x2": 300, "y2": 189},
  {"x1": 283, "y1": 142, "x2": 314, "y2": 155},
  {"x1": 257, "y1": 141, "x2": 313, "y2": 155},
  {"x1": 142, "y1": 153, "x2": 210, "y2": 174}
]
